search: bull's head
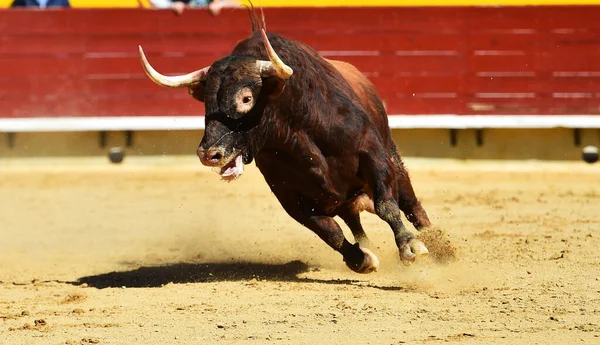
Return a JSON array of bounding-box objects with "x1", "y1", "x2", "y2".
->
[{"x1": 139, "y1": 30, "x2": 292, "y2": 181}]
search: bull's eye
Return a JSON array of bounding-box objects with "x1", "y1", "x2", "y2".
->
[{"x1": 234, "y1": 87, "x2": 255, "y2": 114}]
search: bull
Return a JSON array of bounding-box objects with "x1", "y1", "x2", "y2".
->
[{"x1": 138, "y1": 10, "x2": 432, "y2": 273}]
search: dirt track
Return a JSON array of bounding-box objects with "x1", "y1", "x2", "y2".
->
[{"x1": 1, "y1": 157, "x2": 599, "y2": 345}]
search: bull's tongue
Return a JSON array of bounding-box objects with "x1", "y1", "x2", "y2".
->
[{"x1": 219, "y1": 154, "x2": 244, "y2": 180}]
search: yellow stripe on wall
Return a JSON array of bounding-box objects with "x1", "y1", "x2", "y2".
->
[
  {"x1": 247, "y1": 0, "x2": 600, "y2": 5},
  {"x1": 0, "y1": 0, "x2": 143, "y2": 7},
  {"x1": 2, "y1": 0, "x2": 600, "y2": 8},
  {"x1": 69, "y1": 0, "x2": 142, "y2": 7}
]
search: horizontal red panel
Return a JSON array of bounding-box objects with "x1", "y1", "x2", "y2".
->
[
  {"x1": 465, "y1": 76, "x2": 542, "y2": 94},
  {"x1": 0, "y1": 34, "x2": 241, "y2": 56},
  {"x1": 538, "y1": 53, "x2": 600, "y2": 72},
  {"x1": 340, "y1": 54, "x2": 462, "y2": 75},
  {"x1": 466, "y1": 54, "x2": 537, "y2": 73},
  {"x1": 0, "y1": 36, "x2": 85, "y2": 55},
  {"x1": 0, "y1": 9, "x2": 242, "y2": 36},
  {"x1": 81, "y1": 56, "x2": 220, "y2": 76},
  {"x1": 0, "y1": 56, "x2": 223, "y2": 78},
  {"x1": 549, "y1": 31, "x2": 600, "y2": 50},
  {"x1": 0, "y1": 8, "x2": 465, "y2": 36},
  {"x1": 86, "y1": 34, "x2": 241, "y2": 55},
  {"x1": 83, "y1": 79, "x2": 188, "y2": 97},
  {"x1": 467, "y1": 32, "x2": 543, "y2": 51},
  {"x1": 0, "y1": 83, "x2": 183, "y2": 101},
  {"x1": 0, "y1": 79, "x2": 84, "y2": 99},
  {"x1": 261, "y1": 7, "x2": 465, "y2": 33},
  {"x1": 383, "y1": 96, "x2": 464, "y2": 115},
  {"x1": 0, "y1": 97, "x2": 204, "y2": 118},
  {"x1": 0, "y1": 57, "x2": 82, "y2": 77},
  {"x1": 466, "y1": 75, "x2": 600, "y2": 94},
  {"x1": 545, "y1": 99, "x2": 600, "y2": 115},
  {"x1": 289, "y1": 32, "x2": 464, "y2": 53},
  {"x1": 465, "y1": 7, "x2": 600, "y2": 32},
  {"x1": 0, "y1": 98, "x2": 90, "y2": 117},
  {"x1": 84, "y1": 98, "x2": 204, "y2": 117},
  {"x1": 464, "y1": 98, "x2": 542, "y2": 115},
  {"x1": 370, "y1": 76, "x2": 461, "y2": 94},
  {"x1": 465, "y1": 96, "x2": 600, "y2": 115}
]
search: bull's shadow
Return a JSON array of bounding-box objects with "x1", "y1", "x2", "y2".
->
[{"x1": 74, "y1": 260, "x2": 403, "y2": 291}]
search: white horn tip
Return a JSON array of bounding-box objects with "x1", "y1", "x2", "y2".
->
[{"x1": 260, "y1": 29, "x2": 293, "y2": 79}]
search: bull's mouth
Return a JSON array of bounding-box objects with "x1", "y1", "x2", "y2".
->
[{"x1": 215, "y1": 152, "x2": 244, "y2": 182}]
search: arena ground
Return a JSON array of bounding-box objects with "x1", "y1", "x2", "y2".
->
[{"x1": 0, "y1": 156, "x2": 599, "y2": 345}]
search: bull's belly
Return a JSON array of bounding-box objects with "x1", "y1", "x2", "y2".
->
[{"x1": 255, "y1": 153, "x2": 365, "y2": 216}]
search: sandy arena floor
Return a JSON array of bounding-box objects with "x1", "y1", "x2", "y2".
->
[{"x1": 0, "y1": 156, "x2": 599, "y2": 345}]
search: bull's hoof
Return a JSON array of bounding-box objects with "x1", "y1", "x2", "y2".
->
[
  {"x1": 400, "y1": 238, "x2": 429, "y2": 266},
  {"x1": 344, "y1": 244, "x2": 380, "y2": 274}
]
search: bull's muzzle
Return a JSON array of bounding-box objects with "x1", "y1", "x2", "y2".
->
[{"x1": 197, "y1": 146, "x2": 225, "y2": 167}]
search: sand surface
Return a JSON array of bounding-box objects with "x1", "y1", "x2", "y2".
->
[{"x1": 0, "y1": 156, "x2": 599, "y2": 345}]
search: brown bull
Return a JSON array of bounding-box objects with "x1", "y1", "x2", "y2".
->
[{"x1": 138, "y1": 11, "x2": 431, "y2": 273}]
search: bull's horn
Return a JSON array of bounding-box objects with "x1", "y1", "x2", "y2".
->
[
  {"x1": 138, "y1": 45, "x2": 209, "y2": 88},
  {"x1": 257, "y1": 29, "x2": 293, "y2": 79}
]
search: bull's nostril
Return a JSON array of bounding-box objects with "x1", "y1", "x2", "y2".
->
[{"x1": 210, "y1": 152, "x2": 222, "y2": 162}]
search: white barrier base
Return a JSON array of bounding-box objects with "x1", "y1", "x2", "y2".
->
[{"x1": 1, "y1": 115, "x2": 600, "y2": 132}]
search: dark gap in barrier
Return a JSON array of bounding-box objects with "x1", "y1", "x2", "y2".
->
[
  {"x1": 125, "y1": 130, "x2": 134, "y2": 148},
  {"x1": 476, "y1": 128, "x2": 484, "y2": 147},
  {"x1": 98, "y1": 131, "x2": 107, "y2": 148},
  {"x1": 573, "y1": 128, "x2": 581, "y2": 147},
  {"x1": 450, "y1": 129, "x2": 458, "y2": 147},
  {"x1": 6, "y1": 132, "x2": 15, "y2": 149}
]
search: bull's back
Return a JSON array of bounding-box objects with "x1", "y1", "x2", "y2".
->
[
  {"x1": 326, "y1": 59, "x2": 391, "y2": 142},
  {"x1": 327, "y1": 59, "x2": 404, "y2": 172}
]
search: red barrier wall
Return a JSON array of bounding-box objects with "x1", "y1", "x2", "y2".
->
[{"x1": 1, "y1": 6, "x2": 600, "y2": 118}]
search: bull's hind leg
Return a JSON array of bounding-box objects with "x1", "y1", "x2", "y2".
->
[
  {"x1": 359, "y1": 145, "x2": 428, "y2": 265},
  {"x1": 276, "y1": 193, "x2": 379, "y2": 274},
  {"x1": 392, "y1": 152, "x2": 431, "y2": 230}
]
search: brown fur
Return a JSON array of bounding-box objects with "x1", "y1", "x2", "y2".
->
[{"x1": 191, "y1": 10, "x2": 431, "y2": 272}]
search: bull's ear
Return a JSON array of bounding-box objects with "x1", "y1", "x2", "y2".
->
[
  {"x1": 263, "y1": 77, "x2": 285, "y2": 99},
  {"x1": 188, "y1": 82, "x2": 206, "y2": 102}
]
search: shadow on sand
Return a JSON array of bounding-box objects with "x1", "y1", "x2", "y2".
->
[{"x1": 73, "y1": 260, "x2": 404, "y2": 291}]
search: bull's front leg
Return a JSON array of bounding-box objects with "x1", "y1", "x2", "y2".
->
[
  {"x1": 300, "y1": 215, "x2": 379, "y2": 274},
  {"x1": 276, "y1": 193, "x2": 379, "y2": 274}
]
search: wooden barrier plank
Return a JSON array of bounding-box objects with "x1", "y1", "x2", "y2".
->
[
  {"x1": 292, "y1": 33, "x2": 463, "y2": 52},
  {"x1": 467, "y1": 75, "x2": 600, "y2": 94},
  {"x1": 0, "y1": 97, "x2": 204, "y2": 117},
  {"x1": 85, "y1": 35, "x2": 240, "y2": 55},
  {"x1": 261, "y1": 7, "x2": 465, "y2": 33},
  {"x1": 0, "y1": 57, "x2": 82, "y2": 77},
  {"x1": 0, "y1": 35, "x2": 85, "y2": 55},
  {"x1": 466, "y1": 54, "x2": 537, "y2": 72},
  {"x1": 385, "y1": 97, "x2": 464, "y2": 115},
  {"x1": 369, "y1": 76, "x2": 461, "y2": 94},
  {"x1": 467, "y1": 32, "x2": 543, "y2": 51},
  {"x1": 80, "y1": 56, "x2": 219, "y2": 75},
  {"x1": 338, "y1": 55, "x2": 462, "y2": 75}
]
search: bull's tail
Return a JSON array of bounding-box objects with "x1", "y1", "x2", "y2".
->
[{"x1": 245, "y1": 1, "x2": 266, "y2": 34}]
